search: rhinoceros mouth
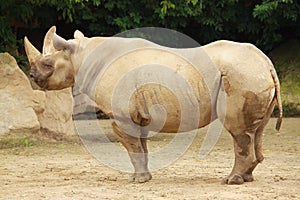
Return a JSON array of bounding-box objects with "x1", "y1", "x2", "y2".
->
[{"x1": 31, "y1": 76, "x2": 49, "y2": 90}]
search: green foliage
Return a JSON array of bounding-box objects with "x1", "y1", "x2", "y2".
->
[
  {"x1": 253, "y1": 0, "x2": 300, "y2": 50},
  {"x1": 0, "y1": 16, "x2": 17, "y2": 53},
  {"x1": 0, "y1": 0, "x2": 99, "y2": 55},
  {"x1": 23, "y1": 138, "x2": 33, "y2": 147},
  {"x1": 0, "y1": 0, "x2": 299, "y2": 116},
  {"x1": 73, "y1": 0, "x2": 299, "y2": 51},
  {"x1": 160, "y1": 0, "x2": 175, "y2": 16},
  {"x1": 0, "y1": 0, "x2": 101, "y2": 71},
  {"x1": 269, "y1": 40, "x2": 300, "y2": 117},
  {"x1": 0, "y1": 0, "x2": 298, "y2": 84},
  {"x1": 0, "y1": 0, "x2": 299, "y2": 67}
]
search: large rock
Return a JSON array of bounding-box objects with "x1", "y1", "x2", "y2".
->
[
  {"x1": 0, "y1": 53, "x2": 76, "y2": 135},
  {"x1": 38, "y1": 88, "x2": 76, "y2": 135},
  {"x1": 0, "y1": 53, "x2": 45, "y2": 135}
]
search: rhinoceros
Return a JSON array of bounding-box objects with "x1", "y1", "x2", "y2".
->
[{"x1": 24, "y1": 26, "x2": 282, "y2": 184}]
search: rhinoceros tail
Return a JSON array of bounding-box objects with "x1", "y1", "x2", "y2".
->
[{"x1": 270, "y1": 68, "x2": 283, "y2": 131}]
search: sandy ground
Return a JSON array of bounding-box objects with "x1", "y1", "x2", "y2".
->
[{"x1": 0, "y1": 118, "x2": 299, "y2": 200}]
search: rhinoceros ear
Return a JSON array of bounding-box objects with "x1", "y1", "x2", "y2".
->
[
  {"x1": 24, "y1": 36, "x2": 41, "y2": 64},
  {"x1": 53, "y1": 33, "x2": 76, "y2": 53},
  {"x1": 43, "y1": 26, "x2": 56, "y2": 55},
  {"x1": 74, "y1": 30, "x2": 84, "y2": 39}
]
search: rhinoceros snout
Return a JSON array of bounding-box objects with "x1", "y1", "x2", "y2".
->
[
  {"x1": 29, "y1": 72, "x2": 35, "y2": 80},
  {"x1": 29, "y1": 72, "x2": 47, "y2": 89},
  {"x1": 30, "y1": 72, "x2": 39, "y2": 83}
]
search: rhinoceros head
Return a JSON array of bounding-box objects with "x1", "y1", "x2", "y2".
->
[{"x1": 24, "y1": 26, "x2": 76, "y2": 90}]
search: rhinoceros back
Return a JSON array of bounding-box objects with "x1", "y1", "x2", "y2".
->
[{"x1": 76, "y1": 37, "x2": 220, "y2": 133}]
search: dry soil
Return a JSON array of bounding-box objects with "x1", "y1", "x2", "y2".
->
[{"x1": 0, "y1": 118, "x2": 299, "y2": 200}]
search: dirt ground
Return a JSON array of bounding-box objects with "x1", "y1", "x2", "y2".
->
[{"x1": 0, "y1": 118, "x2": 299, "y2": 200}]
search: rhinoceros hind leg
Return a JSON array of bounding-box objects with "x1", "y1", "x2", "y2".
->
[
  {"x1": 225, "y1": 131, "x2": 257, "y2": 185},
  {"x1": 223, "y1": 174, "x2": 244, "y2": 185},
  {"x1": 242, "y1": 173, "x2": 255, "y2": 182},
  {"x1": 112, "y1": 122, "x2": 152, "y2": 183},
  {"x1": 254, "y1": 98, "x2": 276, "y2": 164},
  {"x1": 241, "y1": 99, "x2": 276, "y2": 181},
  {"x1": 223, "y1": 164, "x2": 256, "y2": 184}
]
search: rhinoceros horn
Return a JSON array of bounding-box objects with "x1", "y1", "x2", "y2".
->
[
  {"x1": 43, "y1": 26, "x2": 57, "y2": 55},
  {"x1": 74, "y1": 30, "x2": 84, "y2": 39},
  {"x1": 24, "y1": 36, "x2": 41, "y2": 64},
  {"x1": 52, "y1": 32, "x2": 76, "y2": 53}
]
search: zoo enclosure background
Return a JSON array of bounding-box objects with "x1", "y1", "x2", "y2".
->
[{"x1": 0, "y1": 0, "x2": 299, "y2": 116}]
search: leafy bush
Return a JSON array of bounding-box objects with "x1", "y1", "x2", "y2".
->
[
  {"x1": 0, "y1": 0, "x2": 95, "y2": 58},
  {"x1": 2, "y1": 0, "x2": 299, "y2": 56},
  {"x1": 0, "y1": 0, "x2": 299, "y2": 117}
]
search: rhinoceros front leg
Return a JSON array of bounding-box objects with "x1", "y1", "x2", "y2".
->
[{"x1": 112, "y1": 122, "x2": 152, "y2": 183}]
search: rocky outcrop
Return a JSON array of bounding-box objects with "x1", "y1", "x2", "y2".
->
[
  {"x1": 0, "y1": 53, "x2": 75, "y2": 135},
  {"x1": 38, "y1": 88, "x2": 75, "y2": 135},
  {"x1": 0, "y1": 53, "x2": 44, "y2": 135}
]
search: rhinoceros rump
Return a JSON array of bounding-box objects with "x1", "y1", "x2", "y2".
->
[{"x1": 24, "y1": 26, "x2": 282, "y2": 184}]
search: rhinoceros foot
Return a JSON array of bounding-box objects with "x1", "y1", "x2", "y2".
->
[
  {"x1": 129, "y1": 172, "x2": 152, "y2": 183},
  {"x1": 242, "y1": 173, "x2": 254, "y2": 182},
  {"x1": 223, "y1": 174, "x2": 244, "y2": 185},
  {"x1": 223, "y1": 173, "x2": 255, "y2": 184}
]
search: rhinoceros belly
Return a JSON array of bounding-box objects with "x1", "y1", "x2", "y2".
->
[{"x1": 94, "y1": 47, "x2": 214, "y2": 133}]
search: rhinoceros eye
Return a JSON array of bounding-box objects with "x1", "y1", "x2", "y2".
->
[
  {"x1": 43, "y1": 64, "x2": 53, "y2": 70},
  {"x1": 41, "y1": 58, "x2": 54, "y2": 72},
  {"x1": 42, "y1": 57, "x2": 54, "y2": 65}
]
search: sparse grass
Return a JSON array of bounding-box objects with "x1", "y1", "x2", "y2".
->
[
  {"x1": 0, "y1": 133, "x2": 36, "y2": 149},
  {"x1": 0, "y1": 131, "x2": 81, "y2": 149}
]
